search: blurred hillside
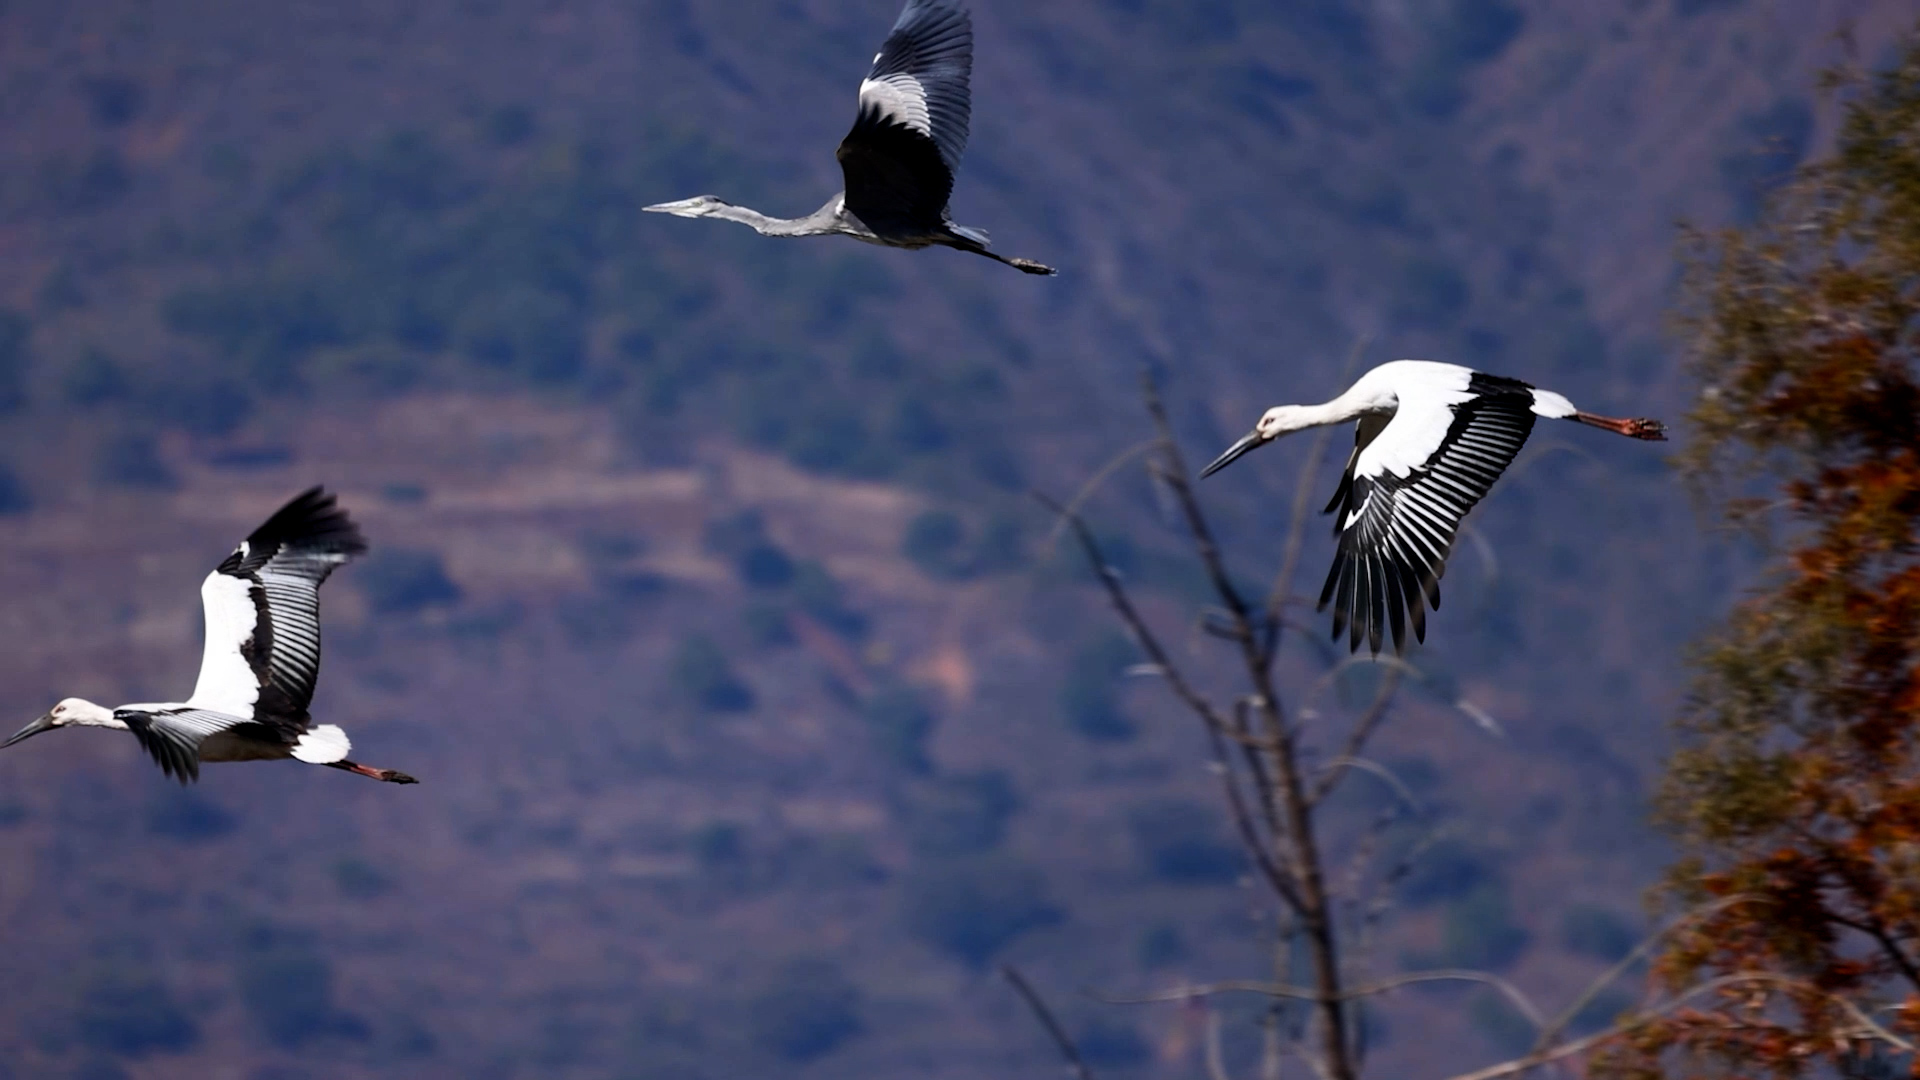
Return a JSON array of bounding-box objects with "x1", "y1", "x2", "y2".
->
[{"x1": 0, "y1": 1, "x2": 1911, "y2": 1078}]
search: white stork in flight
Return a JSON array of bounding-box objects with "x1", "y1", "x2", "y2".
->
[
  {"x1": 1201, "y1": 360, "x2": 1667, "y2": 655},
  {"x1": 2, "y1": 487, "x2": 417, "y2": 784}
]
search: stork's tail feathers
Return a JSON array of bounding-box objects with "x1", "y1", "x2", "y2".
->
[
  {"x1": 1572, "y1": 413, "x2": 1667, "y2": 440},
  {"x1": 290, "y1": 724, "x2": 351, "y2": 763}
]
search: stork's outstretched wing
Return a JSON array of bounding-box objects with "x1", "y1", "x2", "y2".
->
[
  {"x1": 188, "y1": 487, "x2": 367, "y2": 721},
  {"x1": 120, "y1": 707, "x2": 254, "y2": 783},
  {"x1": 837, "y1": 0, "x2": 971, "y2": 233},
  {"x1": 1319, "y1": 390, "x2": 1537, "y2": 654}
]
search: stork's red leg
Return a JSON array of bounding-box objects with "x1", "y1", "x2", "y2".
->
[
  {"x1": 1572, "y1": 412, "x2": 1667, "y2": 440},
  {"x1": 326, "y1": 759, "x2": 419, "y2": 784}
]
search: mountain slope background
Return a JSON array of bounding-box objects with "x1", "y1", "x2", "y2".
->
[{"x1": 0, "y1": 1, "x2": 1911, "y2": 1078}]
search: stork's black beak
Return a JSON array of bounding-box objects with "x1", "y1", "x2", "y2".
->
[
  {"x1": 1200, "y1": 430, "x2": 1268, "y2": 478},
  {"x1": 1, "y1": 713, "x2": 54, "y2": 749}
]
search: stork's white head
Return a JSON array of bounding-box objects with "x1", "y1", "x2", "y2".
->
[
  {"x1": 643, "y1": 195, "x2": 733, "y2": 218},
  {"x1": 1201, "y1": 406, "x2": 1317, "y2": 478},
  {"x1": 2, "y1": 698, "x2": 113, "y2": 748}
]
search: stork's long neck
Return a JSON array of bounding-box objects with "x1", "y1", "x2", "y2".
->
[
  {"x1": 711, "y1": 198, "x2": 846, "y2": 238},
  {"x1": 1293, "y1": 386, "x2": 1387, "y2": 430},
  {"x1": 67, "y1": 700, "x2": 126, "y2": 729}
]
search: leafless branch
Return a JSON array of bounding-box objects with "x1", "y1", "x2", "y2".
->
[
  {"x1": 1033, "y1": 490, "x2": 1304, "y2": 911},
  {"x1": 1310, "y1": 667, "x2": 1404, "y2": 805},
  {"x1": 1442, "y1": 971, "x2": 1916, "y2": 1080},
  {"x1": 1041, "y1": 438, "x2": 1166, "y2": 556},
  {"x1": 1002, "y1": 965, "x2": 1098, "y2": 1080},
  {"x1": 1205, "y1": 1007, "x2": 1232, "y2": 1080},
  {"x1": 1529, "y1": 893, "x2": 1765, "y2": 1053},
  {"x1": 1093, "y1": 968, "x2": 1545, "y2": 1019}
]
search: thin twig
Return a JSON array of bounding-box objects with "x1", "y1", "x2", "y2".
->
[
  {"x1": 1309, "y1": 667, "x2": 1404, "y2": 805},
  {"x1": 1095, "y1": 969, "x2": 1546, "y2": 1026},
  {"x1": 1142, "y1": 378, "x2": 1357, "y2": 1080},
  {"x1": 1041, "y1": 438, "x2": 1165, "y2": 555},
  {"x1": 1530, "y1": 893, "x2": 1765, "y2": 1052},
  {"x1": 1002, "y1": 965, "x2": 1098, "y2": 1080},
  {"x1": 1205, "y1": 1007, "x2": 1232, "y2": 1080},
  {"x1": 1034, "y1": 490, "x2": 1304, "y2": 911},
  {"x1": 1442, "y1": 971, "x2": 1917, "y2": 1080}
]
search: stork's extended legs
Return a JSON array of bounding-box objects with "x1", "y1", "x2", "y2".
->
[
  {"x1": 1571, "y1": 413, "x2": 1668, "y2": 440},
  {"x1": 326, "y1": 759, "x2": 419, "y2": 784},
  {"x1": 944, "y1": 234, "x2": 1057, "y2": 275}
]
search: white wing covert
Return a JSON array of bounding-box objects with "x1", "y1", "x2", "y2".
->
[{"x1": 186, "y1": 487, "x2": 367, "y2": 722}]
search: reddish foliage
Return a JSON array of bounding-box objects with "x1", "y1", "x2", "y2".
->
[{"x1": 1593, "y1": 33, "x2": 1920, "y2": 1080}]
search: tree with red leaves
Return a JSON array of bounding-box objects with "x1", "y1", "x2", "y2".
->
[{"x1": 1596, "y1": 31, "x2": 1920, "y2": 1080}]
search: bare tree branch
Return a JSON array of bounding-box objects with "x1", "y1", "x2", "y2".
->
[
  {"x1": 1093, "y1": 969, "x2": 1546, "y2": 1025},
  {"x1": 1002, "y1": 965, "x2": 1098, "y2": 1080},
  {"x1": 1141, "y1": 375, "x2": 1357, "y2": 1080},
  {"x1": 1529, "y1": 894, "x2": 1766, "y2": 1053},
  {"x1": 1310, "y1": 668, "x2": 1404, "y2": 806},
  {"x1": 1033, "y1": 490, "x2": 1305, "y2": 911},
  {"x1": 1442, "y1": 972, "x2": 1917, "y2": 1080},
  {"x1": 1205, "y1": 1007, "x2": 1233, "y2": 1080},
  {"x1": 1041, "y1": 438, "x2": 1166, "y2": 556}
]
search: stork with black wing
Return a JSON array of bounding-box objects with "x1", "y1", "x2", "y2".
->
[{"x1": 645, "y1": 0, "x2": 1055, "y2": 275}]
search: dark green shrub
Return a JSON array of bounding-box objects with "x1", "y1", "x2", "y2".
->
[
  {"x1": 902, "y1": 510, "x2": 967, "y2": 580},
  {"x1": 791, "y1": 562, "x2": 867, "y2": 641},
  {"x1": 73, "y1": 965, "x2": 198, "y2": 1056},
  {"x1": 454, "y1": 286, "x2": 584, "y2": 385},
  {"x1": 1075, "y1": 1018, "x2": 1151, "y2": 1069},
  {"x1": 669, "y1": 635, "x2": 754, "y2": 713},
  {"x1": 1570, "y1": 988, "x2": 1635, "y2": 1035},
  {"x1": 1559, "y1": 904, "x2": 1639, "y2": 962},
  {"x1": 745, "y1": 958, "x2": 863, "y2": 1062},
  {"x1": 1439, "y1": 885, "x2": 1531, "y2": 971},
  {"x1": 1135, "y1": 923, "x2": 1187, "y2": 970},
  {"x1": 0, "y1": 309, "x2": 28, "y2": 411},
  {"x1": 1392, "y1": 257, "x2": 1472, "y2": 330},
  {"x1": 358, "y1": 549, "x2": 462, "y2": 615},
  {"x1": 332, "y1": 858, "x2": 394, "y2": 899},
  {"x1": 145, "y1": 790, "x2": 235, "y2": 843},
  {"x1": 1127, "y1": 799, "x2": 1243, "y2": 885},
  {"x1": 484, "y1": 103, "x2": 536, "y2": 147},
  {"x1": 0, "y1": 464, "x2": 33, "y2": 516},
  {"x1": 1467, "y1": 988, "x2": 1533, "y2": 1057},
  {"x1": 41, "y1": 150, "x2": 131, "y2": 214},
  {"x1": 235, "y1": 927, "x2": 368, "y2": 1049},
  {"x1": 862, "y1": 685, "x2": 938, "y2": 773},
  {"x1": 1399, "y1": 838, "x2": 1497, "y2": 906},
  {"x1": 742, "y1": 603, "x2": 794, "y2": 648},
  {"x1": 903, "y1": 770, "x2": 1020, "y2": 856},
  {"x1": 736, "y1": 544, "x2": 794, "y2": 589},
  {"x1": 690, "y1": 821, "x2": 745, "y2": 872},
  {"x1": 77, "y1": 75, "x2": 144, "y2": 127},
  {"x1": 1060, "y1": 633, "x2": 1138, "y2": 742},
  {"x1": 901, "y1": 855, "x2": 1063, "y2": 968}
]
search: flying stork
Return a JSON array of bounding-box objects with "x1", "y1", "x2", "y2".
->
[
  {"x1": 643, "y1": 0, "x2": 1056, "y2": 275},
  {"x1": 1, "y1": 487, "x2": 417, "y2": 784},
  {"x1": 1200, "y1": 360, "x2": 1667, "y2": 655}
]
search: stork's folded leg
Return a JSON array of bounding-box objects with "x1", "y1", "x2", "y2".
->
[{"x1": 326, "y1": 759, "x2": 420, "y2": 784}]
